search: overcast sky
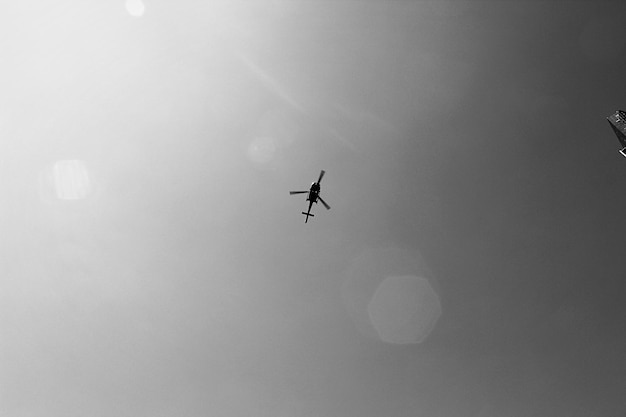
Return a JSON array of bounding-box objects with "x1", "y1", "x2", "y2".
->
[{"x1": 2, "y1": 1, "x2": 626, "y2": 416}]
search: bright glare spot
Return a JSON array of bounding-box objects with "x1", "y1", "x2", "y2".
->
[
  {"x1": 247, "y1": 136, "x2": 276, "y2": 165},
  {"x1": 125, "y1": 0, "x2": 146, "y2": 17},
  {"x1": 51, "y1": 160, "x2": 91, "y2": 200},
  {"x1": 367, "y1": 275, "x2": 441, "y2": 344}
]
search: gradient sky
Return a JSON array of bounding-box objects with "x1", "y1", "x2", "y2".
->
[{"x1": 2, "y1": 1, "x2": 626, "y2": 416}]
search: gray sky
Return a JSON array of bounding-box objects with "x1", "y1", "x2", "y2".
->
[{"x1": 2, "y1": 1, "x2": 626, "y2": 416}]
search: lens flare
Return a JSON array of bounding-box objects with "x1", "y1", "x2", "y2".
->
[
  {"x1": 40, "y1": 160, "x2": 92, "y2": 201},
  {"x1": 126, "y1": 0, "x2": 146, "y2": 17},
  {"x1": 247, "y1": 136, "x2": 277, "y2": 166},
  {"x1": 368, "y1": 275, "x2": 441, "y2": 344},
  {"x1": 341, "y1": 247, "x2": 441, "y2": 344}
]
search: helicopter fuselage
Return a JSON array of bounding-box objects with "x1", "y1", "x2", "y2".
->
[
  {"x1": 289, "y1": 170, "x2": 329, "y2": 223},
  {"x1": 307, "y1": 182, "x2": 320, "y2": 202},
  {"x1": 303, "y1": 184, "x2": 321, "y2": 222}
]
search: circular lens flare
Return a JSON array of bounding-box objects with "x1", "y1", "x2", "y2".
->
[
  {"x1": 341, "y1": 247, "x2": 442, "y2": 344},
  {"x1": 368, "y1": 275, "x2": 441, "y2": 344},
  {"x1": 247, "y1": 136, "x2": 276, "y2": 165},
  {"x1": 126, "y1": 0, "x2": 146, "y2": 17}
]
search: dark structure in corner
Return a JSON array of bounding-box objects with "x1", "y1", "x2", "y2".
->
[{"x1": 607, "y1": 110, "x2": 626, "y2": 157}]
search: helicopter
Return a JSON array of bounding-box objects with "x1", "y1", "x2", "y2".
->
[
  {"x1": 289, "y1": 170, "x2": 330, "y2": 223},
  {"x1": 607, "y1": 110, "x2": 626, "y2": 157}
]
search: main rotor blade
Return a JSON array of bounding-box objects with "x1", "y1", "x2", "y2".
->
[
  {"x1": 290, "y1": 191, "x2": 308, "y2": 195},
  {"x1": 317, "y1": 170, "x2": 326, "y2": 184},
  {"x1": 318, "y1": 196, "x2": 330, "y2": 210}
]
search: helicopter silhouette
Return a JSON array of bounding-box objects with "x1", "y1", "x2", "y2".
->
[{"x1": 289, "y1": 170, "x2": 330, "y2": 223}]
